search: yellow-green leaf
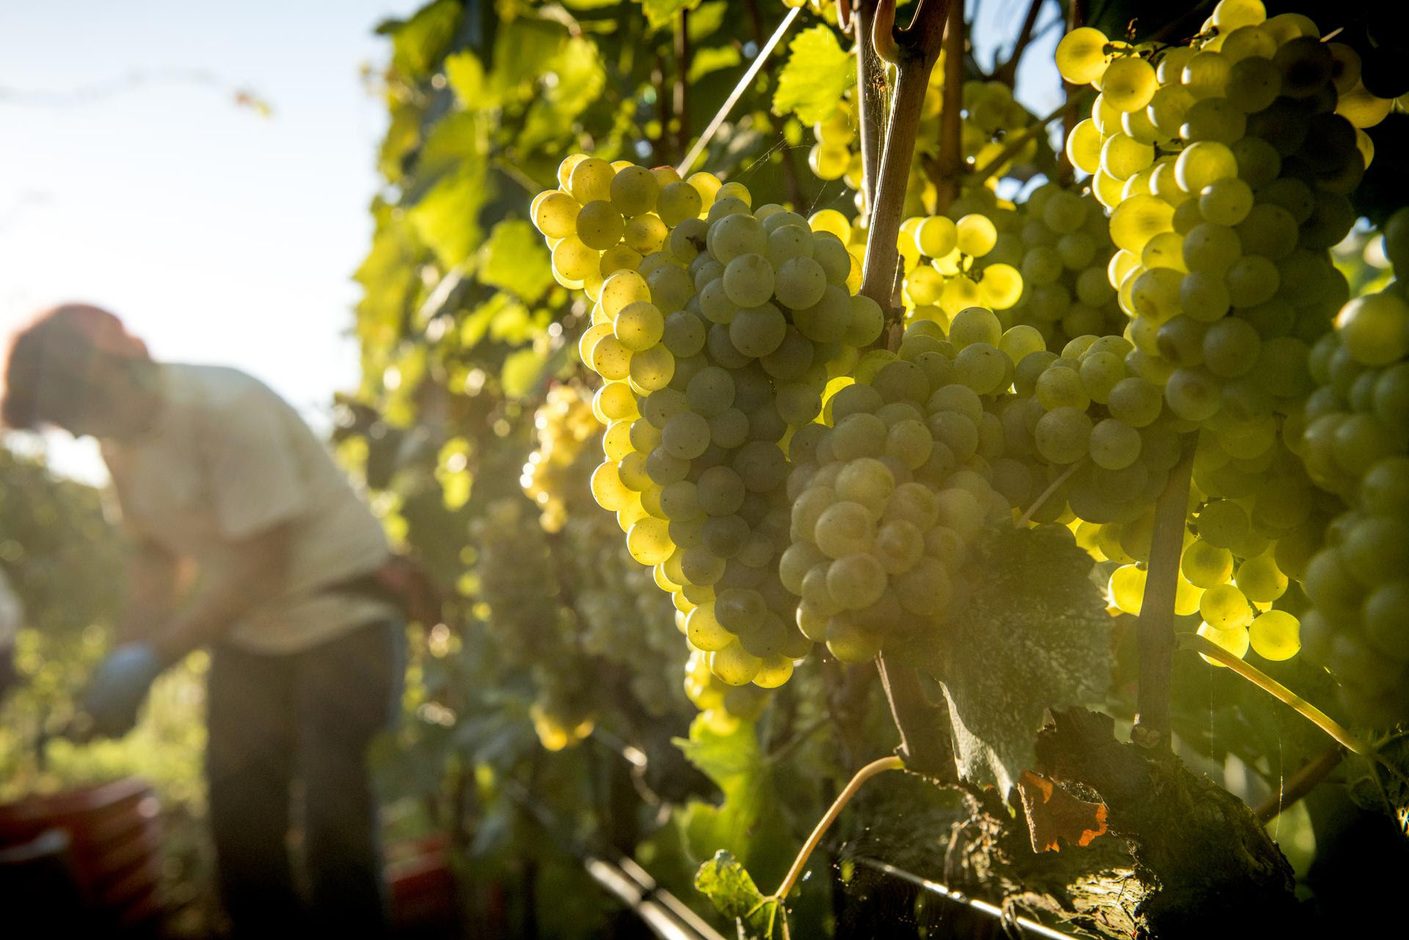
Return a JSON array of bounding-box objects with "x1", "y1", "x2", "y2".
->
[
  {"x1": 639, "y1": 0, "x2": 704, "y2": 29},
  {"x1": 772, "y1": 25, "x2": 854, "y2": 126},
  {"x1": 479, "y1": 220, "x2": 553, "y2": 302}
]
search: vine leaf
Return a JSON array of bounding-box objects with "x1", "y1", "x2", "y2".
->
[
  {"x1": 1345, "y1": 734, "x2": 1409, "y2": 834},
  {"x1": 444, "y1": 51, "x2": 496, "y2": 110},
  {"x1": 638, "y1": 0, "x2": 706, "y2": 30},
  {"x1": 675, "y1": 715, "x2": 793, "y2": 886},
  {"x1": 377, "y1": 0, "x2": 461, "y2": 82},
  {"x1": 479, "y1": 220, "x2": 552, "y2": 303},
  {"x1": 1017, "y1": 769, "x2": 1109, "y2": 852},
  {"x1": 772, "y1": 25, "x2": 855, "y2": 126},
  {"x1": 406, "y1": 163, "x2": 487, "y2": 268},
  {"x1": 906, "y1": 526, "x2": 1112, "y2": 795},
  {"x1": 694, "y1": 850, "x2": 781, "y2": 937}
]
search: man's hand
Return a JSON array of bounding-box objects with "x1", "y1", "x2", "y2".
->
[{"x1": 82, "y1": 643, "x2": 163, "y2": 737}]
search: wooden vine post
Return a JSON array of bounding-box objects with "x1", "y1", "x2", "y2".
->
[
  {"x1": 849, "y1": 0, "x2": 960, "y2": 780},
  {"x1": 1131, "y1": 439, "x2": 1195, "y2": 749},
  {"x1": 858, "y1": 0, "x2": 951, "y2": 312}
]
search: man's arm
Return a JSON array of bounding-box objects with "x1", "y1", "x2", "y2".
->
[
  {"x1": 147, "y1": 522, "x2": 291, "y2": 665},
  {"x1": 81, "y1": 523, "x2": 289, "y2": 737},
  {"x1": 117, "y1": 538, "x2": 184, "y2": 644}
]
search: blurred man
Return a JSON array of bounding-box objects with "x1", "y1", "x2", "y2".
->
[{"x1": 1, "y1": 304, "x2": 403, "y2": 938}]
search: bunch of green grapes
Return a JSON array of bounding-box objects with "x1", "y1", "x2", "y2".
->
[
  {"x1": 683, "y1": 649, "x2": 771, "y2": 733},
  {"x1": 961, "y1": 79, "x2": 1042, "y2": 179},
  {"x1": 521, "y1": 383, "x2": 606, "y2": 532},
  {"x1": 897, "y1": 184, "x2": 1125, "y2": 349},
  {"x1": 521, "y1": 384, "x2": 686, "y2": 715},
  {"x1": 782, "y1": 317, "x2": 1032, "y2": 660},
  {"x1": 1293, "y1": 212, "x2": 1409, "y2": 723},
  {"x1": 532, "y1": 156, "x2": 885, "y2": 692},
  {"x1": 1057, "y1": 0, "x2": 1390, "y2": 437},
  {"x1": 470, "y1": 497, "x2": 599, "y2": 749},
  {"x1": 897, "y1": 206, "x2": 1023, "y2": 325}
]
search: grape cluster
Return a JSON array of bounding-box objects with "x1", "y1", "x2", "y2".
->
[
  {"x1": 532, "y1": 157, "x2": 885, "y2": 691},
  {"x1": 521, "y1": 383, "x2": 604, "y2": 532},
  {"x1": 470, "y1": 497, "x2": 599, "y2": 750},
  {"x1": 898, "y1": 184, "x2": 1125, "y2": 349},
  {"x1": 683, "y1": 649, "x2": 770, "y2": 733},
  {"x1": 782, "y1": 318, "x2": 1027, "y2": 659},
  {"x1": 1058, "y1": 0, "x2": 1389, "y2": 432},
  {"x1": 520, "y1": 385, "x2": 684, "y2": 711},
  {"x1": 1294, "y1": 212, "x2": 1409, "y2": 723},
  {"x1": 898, "y1": 206, "x2": 1023, "y2": 324}
]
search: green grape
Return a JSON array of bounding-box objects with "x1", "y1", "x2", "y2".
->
[
  {"x1": 577, "y1": 200, "x2": 625, "y2": 250},
  {"x1": 1109, "y1": 563, "x2": 1147, "y2": 614},
  {"x1": 1197, "y1": 620, "x2": 1250, "y2": 666},
  {"x1": 1201, "y1": 582, "x2": 1254, "y2": 629},
  {"x1": 658, "y1": 181, "x2": 704, "y2": 226},
  {"x1": 615, "y1": 301, "x2": 665, "y2": 351},
  {"x1": 956, "y1": 214, "x2": 998, "y2": 256},
  {"x1": 1089, "y1": 418, "x2": 1143, "y2": 469},
  {"x1": 826, "y1": 554, "x2": 888, "y2": 609},
  {"x1": 1335, "y1": 293, "x2": 1409, "y2": 367},
  {"x1": 534, "y1": 190, "x2": 582, "y2": 239},
  {"x1": 1235, "y1": 553, "x2": 1288, "y2": 602},
  {"x1": 709, "y1": 641, "x2": 762, "y2": 686},
  {"x1": 729, "y1": 304, "x2": 788, "y2": 358},
  {"x1": 1183, "y1": 538, "x2": 1234, "y2": 587},
  {"x1": 814, "y1": 502, "x2": 877, "y2": 559},
  {"x1": 1035, "y1": 407, "x2": 1093, "y2": 464},
  {"x1": 610, "y1": 164, "x2": 659, "y2": 216},
  {"x1": 722, "y1": 253, "x2": 775, "y2": 307},
  {"x1": 1101, "y1": 133, "x2": 1155, "y2": 179},
  {"x1": 1056, "y1": 26, "x2": 1111, "y2": 84},
  {"x1": 1102, "y1": 56, "x2": 1158, "y2": 112},
  {"x1": 774, "y1": 257, "x2": 828, "y2": 310},
  {"x1": 1249, "y1": 610, "x2": 1300, "y2": 661}
]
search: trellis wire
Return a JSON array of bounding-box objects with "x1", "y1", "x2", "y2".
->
[{"x1": 676, "y1": 7, "x2": 803, "y2": 175}]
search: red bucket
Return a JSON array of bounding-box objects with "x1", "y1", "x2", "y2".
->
[{"x1": 0, "y1": 777, "x2": 165, "y2": 932}]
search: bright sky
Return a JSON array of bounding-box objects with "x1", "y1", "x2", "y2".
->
[{"x1": 0, "y1": 0, "x2": 421, "y2": 483}]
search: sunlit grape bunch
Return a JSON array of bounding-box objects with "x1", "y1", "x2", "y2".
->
[
  {"x1": 1056, "y1": 0, "x2": 1390, "y2": 429},
  {"x1": 782, "y1": 318, "x2": 1025, "y2": 660},
  {"x1": 1293, "y1": 209, "x2": 1409, "y2": 724},
  {"x1": 683, "y1": 649, "x2": 770, "y2": 733},
  {"x1": 897, "y1": 184, "x2": 1125, "y2": 350},
  {"x1": 532, "y1": 156, "x2": 885, "y2": 692},
  {"x1": 521, "y1": 383, "x2": 606, "y2": 532},
  {"x1": 897, "y1": 208, "x2": 1023, "y2": 325}
]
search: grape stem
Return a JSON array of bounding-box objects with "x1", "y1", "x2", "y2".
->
[
  {"x1": 1254, "y1": 745, "x2": 1346, "y2": 824},
  {"x1": 1132, "y1": 436, "x2": 1195, "y2": 750},
  {"x1": 969, "y1": 101, "x2": 1069, "y2": 188},
  {"x1": 1014, "y1": 458, "x2": 1084, "y2": 527},
  {"x1": 764, "y1": 754, "x2": 906, "y2": 904},
  {"x1": 860, "y1": 0, "x2": 950, "y2": 311},
  {"x1": 1179, "y1": 634, "x2": 1373, "y2": 758}
]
